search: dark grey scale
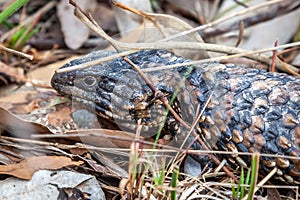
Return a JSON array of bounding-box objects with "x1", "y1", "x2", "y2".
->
[
  {"x1": 238, "y1": 110, "x2": 252, "y2": 128},
  {"x1": 215, "y1": 139, "x2": 227, "y2": 152},
  {"x1": 197, "y1": 91, "x2": 212, "y2": 109},
  {"x1": 94, "y1": 90, "x2": 112, "y2": 108},
  {"x1": 235, "y1": 142, "x2": 249, "y2": 154},
  {"x1": 263, "y1": 122, "x2": 280, "y2": 140},
  {"x1": 232, "y1": 95, "x2": 253, "y2": 111},
  {"x1": 187, "y1": 68, "x2": 204, "y2": 87},
  {"x1": 109, "y1": 60, "x2": 127, "y2": 71},
  {"x1": 216, "y1": 68, "x2": 231, "y2": 81},
  {"x1": 241, "y1": 90, "x2": 254, "y2": 104},
  {"x1": 130, "y1": 88, "x2": 148, "y2": 102},
  {"x1": 251, "y1": 88, "x2": 271, "y2": 99},
  {"x1": 291, "y1": 102, "x2": 300, "y2": 111},
  {"x1": 236, "y1": 81, "x2": 252, "y2": 94},
  {"x1": 98, "y1": 78, "x2": 115, "y2": 93},
  {"x1": 261, "y1": 139, "x2": 280, "y2": 155},
  {"x1": 244, "y1": 68, "x2": 260, "y2": 77},
  {"x1": 264, "y1": 106, "x2": 283, "y2": 121},
  {"x1": 228, "y1": 109, "x2": 241, "y2": 125}
]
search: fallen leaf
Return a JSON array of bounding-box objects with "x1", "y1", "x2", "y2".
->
[
  {"x1": 0, "y1": 170, "x2": 105, "y2": 200},
  {"x1": 113, "y1": 0, "x2": 153, "y2": 37},
  {"x1": 0, "y1": 156, "x2": 83, "y2": 180},
  {"x1": 57, "y1": 0, "x2": 96, "y2": 49},
  {"x1": 112, "y1": 2, "x2": 209, "y2": 59},
  {"x1": 217, "y1": 0, "x2": 300, "y2": 51},
  {"x1": 0, "y1": 107, "x2": 51, "y2": 138},
  {"x1": 75, "y1": 129, "x2": 146, "y2": 148}
]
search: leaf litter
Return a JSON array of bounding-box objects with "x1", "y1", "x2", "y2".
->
[{"x1": 0, "y1": 0, "x2": 299, "y2": 199}]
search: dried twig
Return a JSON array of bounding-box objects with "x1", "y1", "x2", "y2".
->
[
  {"x1": 66, "y1": 3, "x2": 299, "y2": 74},
  {"x1": 202, "y1": 0, "x2": 300, "y2": 38},
  {"x1": 0, "y1": 44, "x2": 33, "y2": 60}
]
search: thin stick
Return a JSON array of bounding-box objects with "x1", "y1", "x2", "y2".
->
[
  {"x1": 0, "y1": 44, "x2": 33, "y2": 60},
  {"x1": 69, "y1": 5, "x2": 300, "y2": 74}
]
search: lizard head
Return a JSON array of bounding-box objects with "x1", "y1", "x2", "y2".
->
[{"x1": 51, "y1": 49, "x2": 191, "y2": 136}]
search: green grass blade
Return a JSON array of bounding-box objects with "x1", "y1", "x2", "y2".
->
[
  {"x1": 247, "y1": 153, "x2": 259, "y2": 200},
  {"x1": 231, "y1": 179, "x2": 238, "y2": 200},
  {"x1": 16, "y1": 26, "x2": 39, "y2": 48},
  {"x1": 0, "y1": 0, "x2": 30, "y2": 24},
  {"x1": 170, "y1": 166, "x2": 179, "y2": 200},
  {"x1": 10, "y1": 27, "x2": 25, "y2": 48},
  {"x1": 240, "y1": 167, "x2": 246, "y2": 198}
]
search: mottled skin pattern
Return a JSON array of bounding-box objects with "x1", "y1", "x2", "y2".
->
[{"x1": 51, "y1": 49, "x2": 300, "y2": 184}]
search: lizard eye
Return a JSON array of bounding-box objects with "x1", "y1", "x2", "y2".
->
[{"x1": 83, "y1": 76, "x2": 97, "y2": 87}]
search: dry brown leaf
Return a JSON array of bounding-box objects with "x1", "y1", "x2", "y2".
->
[
  {"x1": 110, "y1": 2, "x2": 209, "y2": 59},
  {"x1": 0, "y1": 88, "x2": 77, "y2": 134},
  {"x1": 0, "y1": 91, "x2": 56, "y2": 114},
  {"x1": 142, "y1": 14, "x2": 207, "y2": 60},
  {"x1": 0, "y1": 156, "x2": 83, "y2": 180},
  {"x1": 74, "y1": 129, "x2": 146, "y2": 148},
  {"x1": 0, "y1": 107, "x2": 51, "y2": 138}
]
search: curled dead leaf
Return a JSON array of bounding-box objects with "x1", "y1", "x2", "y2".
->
[{"x1": 0, "y1": 156, "x2": 83, "y2": 180}]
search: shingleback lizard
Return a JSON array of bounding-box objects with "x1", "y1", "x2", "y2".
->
[{"x1": 51, "y1": 49, "x2": 300, "y2": 184}]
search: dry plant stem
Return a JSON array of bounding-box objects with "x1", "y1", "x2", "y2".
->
[
  {"x1": 28, "y1": 133, "x2": 300, "y2": 160},
  {"x1": 156, "y1": 0, "x2": 299, "y2": 41},
  {"x1": 0, "y1": 1, "x2": 56, "y2": 42},
  {"x1": 0, "y1": 144, "x2": 25, "y2": 159},
  {"x1": 32, "y1": 131, "x2": 180, "y2": 151},
  {"x1": 0, "y1": 44, "x2": 33, "y2": 60},
  {"x1": 111, "y1": 0, "x2": 152, "y2": 21},
  {"x1": 235, "y1": 21, "x2": 244, "y2": 47},
  {"x1": 255, "y1": 167, "x2": 277, "y2": 191},
  {"x1": 70, "y1": 5, "x2": 299, "y2": 74},
  {"x1": 202, "y1": 0, "x2": 300, "y2": 38},
  {"x1": 56, "y1": 40, "x2": 300, "y2": 75},
  {"x1": 270, "y1": 40, "x2": 278, "y2": 72}
]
